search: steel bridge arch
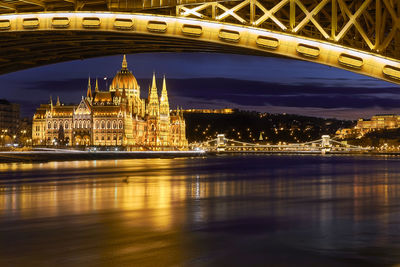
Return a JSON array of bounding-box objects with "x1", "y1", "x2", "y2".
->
[{"x1": 1, "y1": 11, "x2": 400, "y2": 84}]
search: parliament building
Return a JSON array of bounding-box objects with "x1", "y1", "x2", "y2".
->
[{"x1": 32, "y1": 55, "x2": 188, "y2": 150}]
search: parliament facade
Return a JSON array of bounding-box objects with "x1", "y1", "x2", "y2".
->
[{"x1": 32, "y1": 55, "x2": 188, "y2": 150}]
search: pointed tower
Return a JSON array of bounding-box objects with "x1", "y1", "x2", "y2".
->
[
  {"x1": 122, "y1": 54, "x2": 128, "y2": 69},
  {"x1": 87, "y1": 77, "x2": 93, "y2": 98},
  {"x1": 49, "y1": 95, "x2": 53, "y2": 111},
  {"x1": 56, "y1": 96, "x2": 61, "y2": 106},
  {"x1": 159, "y1": 75, "x2": 170, "y2": 147},
  {"x1": 147, "y1": 72, "x2": 159, "y2": 118},
  {"x1": 95, "y1": 78, "x2": 99, "y2": 92},
  {"x1": 160, "y1": 75, "x2": 170, "y2": 116}
]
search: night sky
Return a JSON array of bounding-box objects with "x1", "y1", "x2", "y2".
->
[{"x1": 0, "y1": 53, "x2": 399, "y2": 120}]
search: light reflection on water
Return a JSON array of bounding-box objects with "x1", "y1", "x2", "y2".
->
[{"x1": 1, "y1": 155, "x2": 400, "y2": 266}]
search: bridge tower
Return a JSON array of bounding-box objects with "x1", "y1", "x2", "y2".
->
[
  {"x1": 217, "y1": 134, "x2": 226, "y2": 152},
  {"x1": 321, "y1": 135, "x2": 331, "y2": 148}
]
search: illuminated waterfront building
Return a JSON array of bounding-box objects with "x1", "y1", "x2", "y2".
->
[
  {"x1": 336, "y1": 114, "x2": 400, "y2": 139},
  {"x1": 355, "y1": 114, "x2": 400, "y2": 132},
  {"x1": 32, "y1": 55, "x2": 188, "y2": 150}
]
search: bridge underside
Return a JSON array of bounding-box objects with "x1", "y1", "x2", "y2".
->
[
  {"x1": 0, "y1": 30, "x2": 275, "y2": 74},
  {"x1": 0, "y1": 8, "x2": 400, "y2": 84}
]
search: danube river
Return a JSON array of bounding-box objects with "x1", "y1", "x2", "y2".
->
[{"x1": 1, "y1": 155, "x2": 400, "y2": 266}]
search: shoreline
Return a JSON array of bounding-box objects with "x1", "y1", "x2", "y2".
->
[
  {"x1": 1, "y1": 150, "x2": 400, "y2": 163},
  {"x1": 0, "y1": 150, "x2": 206, "y2": 163}
]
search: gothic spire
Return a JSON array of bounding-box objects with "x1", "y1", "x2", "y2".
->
[
  {"x1": 160, "y1": 75, "x2": 169, "y2": 116},
  {"x1": 151, "y1": 71, "x2": 156, "y2": 89},
  {"x1": 56, "y1": 96, "x2": 61, "y2": 106},
  {"x1": 161, "y1": 75, "x2": 168, "y2": 97},
  {"x1": 87, "y1": 77, "x2": 92, "y2": 98},
  {"x1": 148, "y1": 72, "x2": 159, "y2": 118},
  {"x1": 122, "y1": 54, "x2": 127, "y2": 69},
  {"x1": 149, "y1": 72, "x2": 159, "y2": 100},
  {"x1": 95, "y1": 78, "x2": 99, "y2": 92}
]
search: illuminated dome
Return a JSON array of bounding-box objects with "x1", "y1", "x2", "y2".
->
[{"x1": 109, "y1": 55, "x2": 140, "y2": 97}]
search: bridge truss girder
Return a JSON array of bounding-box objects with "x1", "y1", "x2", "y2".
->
[{"x1": 176, "y1": 0, "x2": 400, "y2": 60}]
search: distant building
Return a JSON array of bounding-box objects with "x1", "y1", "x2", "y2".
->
[
  {"x1": 0, "y1": 99, "x2": 20, "y2": 145},
  {"x1": 337, "y1": 114, "x2": 400, "y2": 139},
  {"x1": 32, "y1": 55, "x2": 188, "y2": 150},
  {"x1": 356, "y1": 114, "x2": 400, "y2": 132}
]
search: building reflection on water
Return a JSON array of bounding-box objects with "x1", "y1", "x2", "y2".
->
[{"x1": 0, "y1": 156, "x2": 400, "y2": 265}]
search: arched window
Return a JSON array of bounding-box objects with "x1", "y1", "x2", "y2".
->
[
  {"x1": 87, "y1": 121, "x2": 90, "y2": 128},
  {"x1": 112, "y1": 121, "x2": 116, "y2": 129},
  {"x1": 65, "y1": 122, "x2": 68, "y2": 129},
  {"x1": 48, "y1": 122, "x2": 51, "y2": 129},
  {"x1": 95, "y1": 121, "x2": 99, "y2": 129},
  {"x1": 54, "y1": 122, "x2": 57, "y2": 129},
  {"x1": 107, "y1": 121, "x2": 111, "y2": 129},
  {"x1": 119, "y1": 121, "x2": 123, "y2": 129}
]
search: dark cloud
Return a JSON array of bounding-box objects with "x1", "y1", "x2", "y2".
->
[
  {"x1": 13, "y1": 77, "x2": 400, "y2": 117},
  {"x1": 23, "y1": 78, "x2": 90, "y2": 93}
]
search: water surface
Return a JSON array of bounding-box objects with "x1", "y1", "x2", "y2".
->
[{"x1": 1, "y1": 155, "x2": 400, "y2": 266}]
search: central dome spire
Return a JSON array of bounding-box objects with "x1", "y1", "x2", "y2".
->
[{"x1": 122, "y1": 54, "x2": 128, "y2": 69}]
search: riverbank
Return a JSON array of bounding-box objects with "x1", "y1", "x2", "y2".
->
[{"x1": 0, "y1": 150, "x2": 206, "y2": 163}]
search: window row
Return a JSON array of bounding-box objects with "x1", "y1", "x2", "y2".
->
[
  {"x1": 47, "y1": 120, "x2": 91, "y2": 130},
  {"x1": 46, "y1": 120, "x2": 127, "y2": 130},
  {"x1": 95, "y1": 135, "x2": 123, "y2": 141},
  {"x1": 94, "y1": 120, "x2": 123, "y2": 130}
]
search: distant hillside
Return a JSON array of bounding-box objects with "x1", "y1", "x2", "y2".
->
[
  {"x1": 347, "y1": 128, "x2": 400, "y2": 147},
  {"x1": 184, "y1": 110, "x2": 355, "y2": 143}
]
